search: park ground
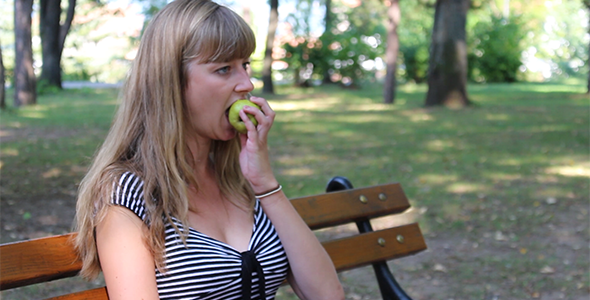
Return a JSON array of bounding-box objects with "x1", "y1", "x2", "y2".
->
[{"x1": 0, "y1": 82, "x2": 588, "y2": 299}]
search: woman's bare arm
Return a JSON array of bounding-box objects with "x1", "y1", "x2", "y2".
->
[
  {"x1": 95, "y1": 206, "x2": 160, "y2": 300},
  {"x1": 260, "y1": 191, "x2": 345, "y2": 300}
]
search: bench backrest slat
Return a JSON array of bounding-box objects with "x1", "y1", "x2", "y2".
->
[
  {"x1": 291, "y1": 183, "x2": 410, "y2": 229},
  {"x1": 0, "y1": 233, "x2": 80, "y2": 290}
]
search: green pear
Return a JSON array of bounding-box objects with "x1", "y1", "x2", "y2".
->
[{"x1": 228, "y1": 99, "x2": 261, "y2": 134}]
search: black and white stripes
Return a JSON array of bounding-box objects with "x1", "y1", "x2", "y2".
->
[{"x1": 111, "y1": 172, "x2": 290, "y2": 299}]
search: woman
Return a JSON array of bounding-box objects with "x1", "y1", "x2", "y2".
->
[{"x1": 74, "y1": 0, "x2": 344, "y2": 299}]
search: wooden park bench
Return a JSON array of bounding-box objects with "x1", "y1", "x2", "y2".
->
[{"x1": 0, "y1": 176, "x2": 427, "y2": 299}]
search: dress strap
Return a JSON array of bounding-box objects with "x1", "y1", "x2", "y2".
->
[{"x1": 240, "y1": 250, "x2": 266, "y2": 300}]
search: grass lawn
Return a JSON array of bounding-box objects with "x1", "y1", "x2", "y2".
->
[{"x1": 0, "y1": 82, "x2": 588, "y2": 299}]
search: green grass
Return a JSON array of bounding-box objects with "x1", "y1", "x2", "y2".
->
[{"x1": 0, "y1": 82, "x2": 588, "y2": 299}]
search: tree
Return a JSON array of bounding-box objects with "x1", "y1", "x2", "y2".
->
[
  {"x1": 585, "y1": 0, "x2": 590, "y2": 93},
  {"x1": 425, "y1": 0, "x2": 470, "y2": 107},
  {"x1": 321, "y1": 0, "x2": 333, "y2": 84},
  {"x1": 39, "y1": 0, "x2": 76, "y2": 89},
  {"x1": 1, "y1": 38, "x2": 5, "y2": 109},
  {"x1": 383, "y1": 0, "x2": 400, "y2": 104},
  {"x1": 262, "y1": 0, "x2": 278, "y2": 94},
  {"x1": 14, "y1": 0, "x2": 36, "y2": 106}
]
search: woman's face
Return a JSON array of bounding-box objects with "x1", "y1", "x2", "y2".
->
[{"x1": 184, "y1": 58, "x2": 254, "y2": 142}]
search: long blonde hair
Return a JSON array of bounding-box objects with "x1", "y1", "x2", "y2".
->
[{"x1": 74, "y1": 0, "x2": 257, "y2": 279}]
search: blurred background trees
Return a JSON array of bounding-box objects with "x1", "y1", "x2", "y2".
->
[{"x1": 2, "y1": 0, "x2": 589, "y2": 107}]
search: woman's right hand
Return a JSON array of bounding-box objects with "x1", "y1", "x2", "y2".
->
[{"x1": 237, "y1": 96, "x2": 280, "y2": 194}]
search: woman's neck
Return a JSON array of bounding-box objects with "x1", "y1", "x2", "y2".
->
[{"x1": 185, "y1": 134, "x2": 212, "y2": 175}]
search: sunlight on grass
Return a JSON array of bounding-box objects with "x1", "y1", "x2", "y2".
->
[
  {"x1": 446, "y1": 182, "x2": 491, "y2": 194},
  {"x1": 545, "y1": 164, "x2": 590, "y2": 177},
  {"x1": 425, "y1": 139, "x2": 456, "y2": 151},
  {"x1": 0, "y1": 130, "x2": 13, "y2": 138},
  {"x1": 330, "y1": 113, "x2": 398, "y2": 123},
  {"x1": 485, "y1": 113, "x2": 510, "y2": 120},
  {"x1": 352, "y1": 103, "x2": 396, "y2": 111},
  {"x1": 42, "y1": 168, "x2": 62, "y2": 179},
  {"x1": 408, "y1": 113, "x2": 434, "y2": 122},
  {"x1": 1, "y1": 148, "x2": 19, "y2": 156},
  {"x1": 281, "y1": 167, "x2": 315, "y2": 176},
  {"x1": 417, "y1": 174, "x2": 459, "y2": 184},
  {"x1": 497, "y1": 158, "x2": 522, "y2": 166},
  {"x1": 485, "y1": 172, "x2": 523, "y2": 181},
  {"x1": 270, "y1": 98, "x2": 342, "y2": 111},
  {"x1": 19, "y1": 110, "x2": 48, "y2": 119}
]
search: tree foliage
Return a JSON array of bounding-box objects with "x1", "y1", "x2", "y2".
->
[
  {"x1": 281, "y1": 0, "x2": 386, "y2": 87},
  {"x1": 468, "y1": 14, "x2": 525, "y2": 82},
  {"x1": 397, "y1": 0, "x2": 433, "y2": 84}
]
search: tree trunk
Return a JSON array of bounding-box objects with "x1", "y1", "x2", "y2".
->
[
  {"x1": 425, "y1": 0, "x2": 471, "y2": 107},
  {"x1": 587, "y1": 6, "x2": 589, "y2": 94},
  {"x1": 14, "y1": 0, "x2": 37, "y2": 107},
  {"x1": 262, "y1": 0, "x2": 278, "y2": 94},
  {"x1": 322, "y1": 0, "x2": 333, "y2": 84},
  {"x1": 383, "y1": 0, "x2": 400, "y2": 104},
  {"x1": 0, "y1": 39, "x2": 5, "y2": 109},
  {"x1": 39, "y1": 0, "x2": 76, "y2": 89}
]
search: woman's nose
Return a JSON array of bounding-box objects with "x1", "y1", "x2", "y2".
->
[{"x1": 235, "y1": 67, "x2": 254, "y2": 94}]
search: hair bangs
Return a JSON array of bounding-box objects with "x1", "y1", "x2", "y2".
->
[{"x1": 192, "y1": 7, "x2": 256, "y2": 64}]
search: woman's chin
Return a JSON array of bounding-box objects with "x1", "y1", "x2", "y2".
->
[{"x1": 224, "y1": 128, "x2": 239, "y2": 140}]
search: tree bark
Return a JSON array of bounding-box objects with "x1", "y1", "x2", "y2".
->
[
  {"x1": 425, "y1": 0, "x2": 471, "y2": 107},
  {"x1": 322, "y1": 0, "x2": 333, "y2": 84},
  {"x1": 0, "y1": 39, "x2": 5, "y2": 109},
  {"x1": 383, "y1": 0, "x2": 400, "y2": 104},
  {"x1": 39, "y1": 0, "x2": 76, "y2": 89},
  {"x1": 14, "y1": 0, "x2": 37, "y2": 107},
  {"x1": 587, "y1": 4, "x2": 589, "y2": 94},
  {"x1": 262, "y1": 0, "x2": 278, "y2": 94}
]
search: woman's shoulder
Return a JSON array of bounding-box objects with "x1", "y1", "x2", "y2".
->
[{"x1": 111, "y1": 171, "x2": 148, "y2": 221}]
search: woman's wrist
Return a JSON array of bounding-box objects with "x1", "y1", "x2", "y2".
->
[
  {"x1": 251, "y1": 177, "x2": 280, "y2": 195},
  {"x1": 255, "y1": 184, "x2": 282, "y2": 198}
]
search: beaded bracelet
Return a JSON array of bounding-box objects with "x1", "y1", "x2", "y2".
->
[{"x1": 255, "y1": 184, "x2": 283, "y2": 198}]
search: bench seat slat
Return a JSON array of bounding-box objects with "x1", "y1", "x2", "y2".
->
[
  {"x1": 45, "y1": 287, "x2": 108, "y2": 300},
  {"x1": 0, "y1": 233, "x2": 80, "y2": 290},
  {"x1": 291, "y1": 183, "x2": 410, "y2": 230},
  {"x1": 323, "y1": 223, "x2": 426, "y2": 272}
]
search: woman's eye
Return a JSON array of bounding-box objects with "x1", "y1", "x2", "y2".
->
[{"x1": 216, "y1": 66, "x2": 230, "y2": 74}]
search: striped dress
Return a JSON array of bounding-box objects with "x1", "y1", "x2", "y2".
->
[{"x1": 111, "y1": 172, "x2": 290, "y2": 300}]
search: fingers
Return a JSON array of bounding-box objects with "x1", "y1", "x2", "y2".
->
[
  {"x1": 249, "y1": 96, "x2": 276, "y2": 120},
  {"x1": 239, "y1": 96, "x2": 275, "y2": 136}
]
